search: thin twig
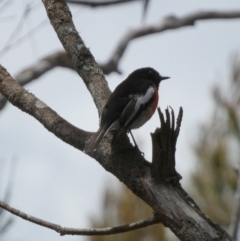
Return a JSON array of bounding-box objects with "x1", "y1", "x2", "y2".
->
[
  {"x1": 0, "y1": 2, "x2": 235, "y2": 234},
  {"x1": 1, "y1": 157, "x2": 17, "y2": 212},
  {"x1": 105, "y1": 10, "x2": 240, "y2": 73},
  {"x1": 66, "y1": 0, "x2": 139, "y2": 7},
  {"x1": 0, "y1": 51, "x2": 73, "y2": 110},
  {"x1": 0, "y1": 0, "x2": 13, "y2": 13},
  {"x1": 0, "y1": 200, "x2": 159, "y2": 236},
  {"x1": 0, "y1": 64, "x2": 90, "y2": 151},
  {"x1": 0, "y1": 157, "x2": 16, "y2": 234},
  {"x1": 0, "y1": 19, "x2": 47, "y2": 57},
  {"x1": 1, "y1": 3, "x2": 31, "y2": 52},
  {"x1": 1, "y1": 10, "x2": 240, "y2": 111}
]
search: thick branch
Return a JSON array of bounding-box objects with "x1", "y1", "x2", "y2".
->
[
  {"x1": 0, "y1": 65, "x2": 89, "y2": 151},
  {"x1": 42, "y1": 0, "x2": 111, "y2": 116},
  {"x1": 0, "y1": 201, "x2": 159, "y2": 236},
  {"x1": 147, "y1": 108, "x2": 233, "y2": 240},
  {"x1": 0, "y1": 65, "x2": 234, "y2": 240},
  {"x1": 0, "y1": 1, "x2": 237, "y2": 240}
]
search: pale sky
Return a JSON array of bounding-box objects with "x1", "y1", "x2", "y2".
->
[{"x1": 1, "y1": 1, "x2": 240, "y2": 241}]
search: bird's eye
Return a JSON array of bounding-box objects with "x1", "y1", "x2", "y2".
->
[{"x1": 149, "y1": 70, "x2": 152, "y2": 74}]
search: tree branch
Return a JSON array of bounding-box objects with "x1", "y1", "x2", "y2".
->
[
  {"x1": 151, "y1": 107, "x2": 182, "y2": 180},
  {"x1": 0, "y1": 1, "x2": 237, "y2": 239},
  {"x1": 0, "y1": 65, "x2": 90, "y2": 151},
  {"x1": 0, "y1": 50, "x2": 119, "y2": 110},
  {"x1": 42, "y1": 0, "x2": 111, "y2": 116},
  {"x1": 0, "y1": 51, "x2": 73, "y2": 110},
  {"x1": 0, "y1": 200, "x2": 159, "y2": 236},
  {"x1": 1, "y1": 10, "x2": 240, "y2": 111},
  {"x1": 66, "y1": 0, "x2": 139, "y2": 7},
  {"x1": 105, "y1": 10, "x2": 240, "y2": 73},
  {"x1": 147, "y1": 107, "x2": 233, "y2": 240},
  {"x1": 0, "y1": 65, "x2": 234, "y2": 240}
]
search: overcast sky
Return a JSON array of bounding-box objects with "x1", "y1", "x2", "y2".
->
[{"x1": 1, "y1": 1, "x2": 240, "y2": 241}]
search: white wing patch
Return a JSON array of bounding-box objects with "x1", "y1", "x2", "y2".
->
[
  {"x1": 124, "y1": 86, "x2": 155, "y2": 127},
  {"x1": 138, "y1": 86, "x2": 155, "y2": 104}
]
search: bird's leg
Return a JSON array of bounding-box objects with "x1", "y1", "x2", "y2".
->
[
  {"x1": 128, "y1": 130, "x2": 144, "y2": 156},
  {"x1": 128, "y1": 130, "x2": 138, "y2": 147}
]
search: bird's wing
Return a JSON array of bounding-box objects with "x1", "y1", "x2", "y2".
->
[{"x1": 120, "y1": 85, "x2": 155, "y2": 128}]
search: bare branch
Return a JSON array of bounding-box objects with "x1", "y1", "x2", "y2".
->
[
  {"x1": 0, "y1": 200, "x2": 159, "y2": 236},
  {"x1": 0, "y1": 0, "x2": 13, "y2": 13},
  {"x1": 66, "y1": 0, "x2": 139, "y2": 7},
  {"x1": 0, "y1": 51, "x2": 70, "y2": 109},
  {"x1": 0, "y1": 65, "x2": 90, "y2": 151},
  {"x1": 0, "y1": 2, "x2": 41, "y2": 56},
  {"x1": 42, "y1": 0, "x2": 111, "y2": 116},
  {"x1": 146, "y1": 108, "x2": 233, "y2": 240},
  {"x1": 141, "y1": 0, "x2": 149, "y2": 22},
  {"x1": 1, "y1": 9, "x2": 240, "y2": 111},
  {"x1": 0, "y1": 20, "x2": 47, "y2": 57},
  {"x1": 2, "y1": 3, "x2": 31, "y2": 51},
  {"x1": 0, "y1": 157, "x2": 16, "y2": 235},
  {"x1": 151, "y1": 107, "x2": 183, "y2": 180},
  {"x1": 0, "y1": 217, "x2": 14, "y2": 235},
  {"x1": 0, "y1": 64, "x2": 234, "y2": 240},
  {"x1": 0, "y1": 1, "x2": 238, "y2": 239},
  {"x1": 0, "y1": 51, "x2": 116, "y2": 110},
  {"x1": 105, "y1": 10, "x2": 240, "y2": 73},
  {"x1": 13, "y1": 52, "x2": 74, "y2": 86},
  {"x1": 1, "y1": 157, "x2": 16, "y2": 209}
]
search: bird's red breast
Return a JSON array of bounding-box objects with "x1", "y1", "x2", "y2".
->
[{"x1": 146, "y1": 85, "x2": 159, "y2": 120}]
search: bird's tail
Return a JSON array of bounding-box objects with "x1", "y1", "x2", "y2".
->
[{"x1": 84, "y1": 124, "x2": 109, "y2": 154}]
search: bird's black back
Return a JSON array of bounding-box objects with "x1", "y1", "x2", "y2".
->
[{"x1": 100, "y1": 67, "x2": 161, "y2": 127}]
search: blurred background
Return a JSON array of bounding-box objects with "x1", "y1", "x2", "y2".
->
[{"x1": 1, "y1": 0, "x2": 240, "y2": 240}]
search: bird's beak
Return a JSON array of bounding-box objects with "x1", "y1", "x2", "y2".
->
[{"x1": 161, "y1": 76, "x2": 170, "y2": 81}]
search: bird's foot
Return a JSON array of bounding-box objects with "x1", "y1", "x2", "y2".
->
[{"x1": 131, "y1": 145, "x2": 144, "y2": 157}]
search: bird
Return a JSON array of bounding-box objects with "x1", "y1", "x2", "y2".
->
[{"x1": 84, "y1": 67, "x2": 169, "y2": 153}]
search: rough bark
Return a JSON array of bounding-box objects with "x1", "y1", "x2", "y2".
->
[
  {"x1": 0, "y1": 0, "x2": 237, "y2": 240},
  {"x1": 0, "y1": 64, "x2": 233, "y2": 241},
  {"x1": 42, "y1": 0, "x2": 111, "y2": 116},
  {"x1": 149, "y1": 108, "x2": 232, "y2": 241}
]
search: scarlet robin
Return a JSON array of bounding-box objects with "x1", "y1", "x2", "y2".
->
[{"x1": 85, "y1": 67, "x2": 169, "y2": 153}]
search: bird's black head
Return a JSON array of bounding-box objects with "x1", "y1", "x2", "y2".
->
[{"x1": 128, "y1": 67, "x2": 169, "y2": 88}]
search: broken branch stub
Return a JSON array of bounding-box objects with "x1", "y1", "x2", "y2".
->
[{"x1": 151, "y1": 107, "x2": 183, "y2": 181}]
